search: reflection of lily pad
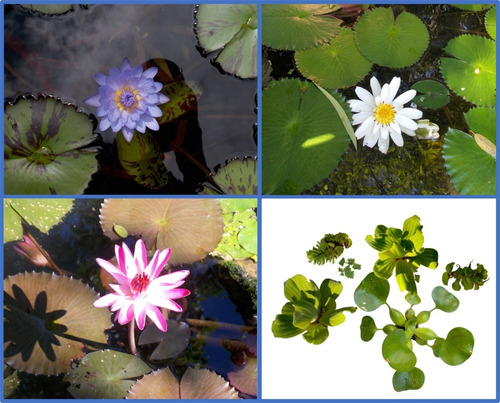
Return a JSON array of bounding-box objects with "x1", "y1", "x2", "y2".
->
[
  {"x1": 354, "y1": 7, "x2": 429, "y2": 68},
  {"x1": 4, "y1": 272, "x2": 111, "y2": 375},
  {"x1": 4, "y1": 199, "x2": 74, "y2": 243},
  {"x1": 196, "y1": 4, "x2": 257, "y2": 78},
  {"x1": 411, "y1": 80, "x2": 450, "y2": 109},
  {"x1": 100, "y1": 199, "x2": 224, "y2": 265},
  {"x1": 67, "y1": 350, "x2": 152, "y2": 399},
  {"x1": 228, "y1": 356, "x2": 257, "y2": 396},
  {"x1": 443, "y1": 128, "x2": 496, "y2": 195},
  {"x1": 138, "y1": 321, "x2": 191, "y2": 361},
  {"x1": 4, "y1": 96, "x2": 98, "y2": 194},
  {"x1": 262, "y1": 78, "x2": 351, "y2": 194},
  {"x1": 262, "y1": 4, "x2": 341, "y2": 51},
  {"x1": 440, "y1": 35, "x2": 496, "y2": 107},
  {"x1": 200, "y1": 157, "x2": 257, "y2": 195},
  {"x1": 127, "y1": 367, "x2": 240, "y2": 399}
]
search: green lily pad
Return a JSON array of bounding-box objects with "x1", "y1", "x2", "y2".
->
[
  {"x1": 20, "y1": 4, "x2": 74, "y2": 14},
  {"x1": 196, "y1": 4, "x2": 257, "y2": 78},
  {"x1": 262, "y1": 4, "x2": 341, "y2": 51},
  {"x1": 295, "y1": 27, "x2": 372, "y2": 89},
  {"x1": 354, "y1": 7, "x2": 429, "y2": 68},
  {"x1": 485, "y1": 7, "x2": 496, "y2": 40},
  {"x1": 4, "y1": 199, "x2": 74, "y2": 243},
  {"x1": 67, "y1": 350, "x2": 152, "y2": 399},
  {"x1": 438, "y1": 327, "x2": 474, "y2": 366},
  {"x1": 360, "y1": 315, "x2": 378, "y2": 342},
  {"x1": 262, "y1": 78, "x2": 351, "y2": 194},
  {"x1": 464, "y1": 106, "x2": 496, "y2": 144},
  {"x1": 4, "y1": 96, "x2": 98, "y2": 194},
  {"x1": 392, "y1": 367, "x2": 425, "y2": 392},
  {"x1": 4, "y1": 272, "x2": 111, "y2": 375},
  {"x1": 440, "y1": 35, "x2": 496, "y2": 107},
  {"x1": 100, "y1": 199, "x2": 224, "y2": 264},
  {"x1": 443, "y1": 128, "x2": 496, "y2": 195},
  {"x1": 451, "y1": 4, "x2": 493, "y2": 11},
  {"x1": 431, "y1": 286, "x2": 459, "y2": 312},
  {"x1": 138, "y1": 321, "x2": 191, "y2": 361},
  {"x1": 200, "y1": 157, "x2": 257, "y2": 195},
  {"x1": 354, "y1": 273, "x2": 390, "y2": 312},
  {"x1": 411, "y1": 80, "x2": 450, "y2": 109},
  {"x1": 382, "y1": 329, "x2": 417, "y2": 372}
]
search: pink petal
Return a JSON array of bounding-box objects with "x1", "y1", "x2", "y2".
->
[
  {"x1": 146, "y1": 295, "x2": 184, "y2": 312},
  {"x1": 116, "y1": 304, "x2": 135, "y2": 325},
  {"x1": 94, "y1": 293, "x2": 120, "y2": 308},
  {"x1": 148, "y1": 248, "x2": 171, "y2": 280},
  {"x1": 134, "y1": 239, "x2": 148, "y2": 271},
  {"x1": 134, "y1": 301, "x2": 147, "y2": 330},
  {"x1": 146, "y1": 304, "x2": 167, "y2": 331},
  {"x1": 96, "y1": 258, "x2": 129, "y2": 284},
  {"x1": 122, "y1": 242, "x2": 138, "y2": 278},
  {"x1": 155, "y1": 270, "x2": 190, "y2": 285}
]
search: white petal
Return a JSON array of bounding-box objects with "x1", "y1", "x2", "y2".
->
[
  {"x1": 354, "y1": 116, "x2": 375, "y2": 139},
  {"x1": 389, "y1": 121, "x2": 401, "y2": 136},
  {"x1": 380, "y1": 83, "x2": 391, "y2": 103},
  {"x1": 393, "y1": 89, "x2": 416, "y2": 105},
  {"x1": 352, "y1": 111, "x2": 373, "y2": 125},
  {"x1": 388, "y1": 77, "x2": 401, "y2": 102},
  {"x1": 395, "y1": 114, "x2": 418, "y2": 131},
  {"x1": 378, "y1": 136, "x2": 390, "y2": 154},
  {"x1": 364, "y1": 126, "x2": 380, "y2": 147},
  {"x1": 380, "y1": 126, "x2": 389, "y2": 140},
  {"x1": 355, "y1": 86, "x2": 376, "y2": 108},
  {"x1": 370, "y1": 76, "x2": 382, "y2": 98},
  {"x1": 390, "y1": 129, "x2": 404, "y2": 147},
  {"x1": 403, "y1": 128, "x2": 416, "y2": 137},
  {"x1": 348, "y1": 99, "x2": 373, "y2": 113},
  {"x1": 398, "y1": 107, "x2": 423, "y2": 120}
]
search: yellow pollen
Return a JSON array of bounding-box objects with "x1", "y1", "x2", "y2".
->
[
  {"x1": 374, "y1": 103, "x2": 395, "y2": 125},
  {"x1": 114, "y1": 86, "x2": 141, "y2": 112}
]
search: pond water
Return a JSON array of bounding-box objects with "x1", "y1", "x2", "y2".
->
[{"x1": 4, "y1": 4, "x2": 257, "y2": 194}]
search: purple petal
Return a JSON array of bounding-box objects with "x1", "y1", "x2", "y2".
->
[
  {"x1": 143, "y1": 67, "x2": 158, "y2": 79},
  {"x1": 144, "y1": 117, "x2": 159, "y2": 131},
  {"x1": 120, "y1": 57, "x2": 132, "y2": 71},
  {"x1": 99, "y1": 116, "x2": 112, "y2": 131},
  {"x1": 158, "y1": 94, "x2": 169, "y2": 104},
  {"x1": 121, "y1": 127, "x2": 134, "y2": 142},
  {"x1": 94, "y1": 73, "x2": 107, "y2": 86},
  {"x1": 84, "y1": 93, "x2": 101, "y2": 107}
]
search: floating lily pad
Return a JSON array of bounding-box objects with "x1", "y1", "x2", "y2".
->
[
  {"x1": 67, "y1": 350, "x2": 152, "y2": 399},
  {"x1": 295, "y1": 27, "x2": 372, "y2": 89},
  {"x1": 393, "y1": 367, "x2": 425, "y2": 392},
  {"x1": 127, "y1": 367, "x2": 241, "y2": 399},
  {"x1": 485, "y1": 7, "x2": 496, "y2": 40},
  {"x1": 262, "y1": 79, "x2": 351, "y2": 194},
  {"x1": 4, "y1": 272, "x2": 111, "y2": 375},
  {"x1": 99, "y1": 199, "x2": 224, "y2": 265},
  {"x1": 411, "y1": 80, "x2": 450, "y2": 109},
  {"x1": 4, "y1": 199, "x2": 74, "y2": 243},
  {"x1": 382, "y1": 329, "x2": 417, "y2": 372},
  {"x1": 196, "y1": 4, "x2": 257, "y2": 78},
  {"x1": 431, "y1": 286, "x2": 459, "y2": 312},
  {"x1": 4, "y1": 96, "x2": 98, "y2": 194},
  {"x1": 451, "y1": 4, "x2": 493, "y2": 11},
  {"x1": 138, "y1": 321, "x2": 191, "y2": 361},
  {"x1": 200, "y1": 157, "x2": 257, "y2": 195},
  {"x1": 354, "y1": 273, "x2": 390, "y2": 312},
  {"x1": 354, "y1": 7, "x2": 429, "y2": 68},
  {"x1": 228, "y1": 356, "x2": 257, "y2": 396},
  {"x1": 159, "y1": 81, "x2": 201, "y2": 124},
  {"x1": 443, "y1": 128, "x2": 496, "y2": 195},
  {"x1": 438, "y1": 327, "x2": 474, "y2": 366},
  {"x1": 262, "y1": 4, "x2": 341, "y2": 51},
  {"x1": 464, "y1": 106, "x2": 496, "y2": 144},
  {"x1": 20, "y1": 4, "x2": 74, "y2": 14},
  {"x1": 440, "y1": 35, "x2": 496, "y2": 107}
]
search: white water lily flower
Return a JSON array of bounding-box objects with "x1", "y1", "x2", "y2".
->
[{"x1": 348, "y1": 76, "x2": 423, "y2": 154}]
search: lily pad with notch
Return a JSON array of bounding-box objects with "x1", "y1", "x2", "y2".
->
[
  {"x1": 200, "y1": 157, "x2": 257, "y2": 195},
  {"x1": 410, "y1": 80, "x2": 450, "y2": 109},
  {"x1": 138, "y1": 321, "x2": 191, "y2": 361}
]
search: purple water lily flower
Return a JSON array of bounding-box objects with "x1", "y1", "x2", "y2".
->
[{"x1": 84, "y1": 58, "x2": 169, "y2": 142}]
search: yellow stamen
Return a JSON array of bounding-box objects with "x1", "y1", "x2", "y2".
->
[{"x1": 374, "y1": 103, "x2": 395, "y2": 126}]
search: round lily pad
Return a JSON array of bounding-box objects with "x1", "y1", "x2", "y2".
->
[
  {"x1": 443, "y1": 128, "x2": 496, "y2": 195},
  {"x1": 138, "y1": 321, "x2": 191, "y2": 361},
  {"x1": 262, "y1": 4, "x2": 341, "y2": 51},
  {"x1": 464, "y1": 106, "x2": 496, "y2": 144},
  {"x1": 411, "y1": 79, "x2": 450, "y2": 109},
  {"x1": 451, "y1": 4, "x2": 493, "y2": 11},
  {"x1": 99, "y1": 199, "x2": 224, "y2": 265},
  {"x1": 438, "y1": 327, "x2": 474, "y2": 366},
  {"x1": 354, "y1": 7, "x2": 429, "y2": 68},
  {"x1": 440, "y1": 35, "x2": 495, "y2": 107},
  {"x1": 20, "y1": 4, "x2": 74, "y2": 14},
  {"x1": 228, "y1": 356, "x2": 257, "y2": 396},
  {"x1": 196, "y1": 4, "x2": 257, "y2": 78},
  {"x1": 354, "y1": 273, "x2": 390, "y2": 312},
  {"x1": 200, "y1": 157, "x2": 257, "y2": 195},
  {"x1": 431, "y1": 286, "x2": 459, "y2": 312},
  {"x1": 262, "y1": 79, "x2": 351, "y2": 194},
  {"x1": 295, "y1": 27, "x2": 372, "y2": 89},
  {"x1": 392, "y1": 367, "x2": 425, "y2": 392},
  {"x1": 4, "y1": 272, "x2": 111, "y2": 375},
  {"x1": 485, "y1": 7, "x2": 496, "y2": 40},
  {"x1": 4, "y1": 96, "x2": 98, "y2": 194}
]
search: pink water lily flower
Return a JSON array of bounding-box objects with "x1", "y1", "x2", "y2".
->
[{"x1": 94, "y1": 239, "x2": 190, "y2": 332}]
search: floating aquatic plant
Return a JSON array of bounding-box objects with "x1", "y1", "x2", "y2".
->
[
  {"x1": 442, "y1": 262, "x2": 489, "y2": 291},
  {"x1": 228, "y1": 356, "x2": 257, "y2": 397},
  {"x1": 19, "y1": 4, "x2": 75, "y2": 14},
  {"x1": 200, "y1": 157, "x2": 257, "y2": 195},
  {"x1": 4, "y1": 96, "x2": 98, "y2": 194},
  {"x1": 410, "y1": 80, "x2": 450, "y2": 109},
  {"x1": 306, "y1": 232, "x2": 352, "y2": 266},
  {"x1": 138, "y1": 321, "x2": 191, "y2": 361},
  {"x1": 485, "y1": 7, "x2": 496, "y2": 40}
]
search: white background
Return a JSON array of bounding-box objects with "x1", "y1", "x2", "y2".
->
[{"x1": 261, "y1": 198, "x2": 496, "y2": 399}]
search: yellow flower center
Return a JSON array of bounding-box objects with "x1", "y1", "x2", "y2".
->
[
  {"x1": 115, "y1": 86, "x2": 142, "y2": 112},
  {"x1": 374, "y1": 103, "x2": 395, "y2": 126}
]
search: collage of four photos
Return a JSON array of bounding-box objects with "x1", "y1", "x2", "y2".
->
[{"x1": 2, "y1": 2, "x2": 498, "y2": 401}]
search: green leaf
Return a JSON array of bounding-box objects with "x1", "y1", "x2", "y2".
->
[
  {"x1": 292, "y1": 300, "x2": 319, "y2": 329},
  {"x1": 392, "y1": 367, "x2": 425, "y2": 392},
  {"x1": 389, "y1": 307, "x2": 406, "y2": 327},
  {"x1": 201, "y1": 157, "x2": 258, "y2": 195},
  {"x1": 414, "y1": 327, "x2": 437, "y2": 341},
  {"x1": 405, "y1": 293, "x2": 421, "y2": 306},
  {"x1": 302, "y1": 323, "x2": 329, "y2": 345},
  {"x1": 321, "y1": 306, "x2": 357, "y2": 327},
  {"x1": 382, "y1": 329, "x2": 417, "y2": 372},
  {"x1": 360, "y1": 316, "x2": 378, "y2": 342},
  {"x1": 464, "y1": 106, "x2": 496, "y2": 144},
  {"x1": 402, "y1": 215, "x2": 424, "y2": 251},
  {"x1": 373, "y1": 258, "x2": 396, "y2": 279},
  {"x1": 431, "y1": 286, "x2": 460, "y2": 312},
  {"x1": 262, "y1": 4, "x2": 341, "y2": 51},
  {"x1": 271, "y1": 308, "x2": 304, "y2": 339},
  {"x1": 395, "y1": 260, "x2": 417, "y2": 293},
  {"x1": 416, "y1": 310, "x2": 431, "y2": 324},
  {"x1": 411, "y1": 80, "x2": 450, "y2": 109},
  {"x1": 439, "y1": 327, "x2": 474, "y2": 366},
  {"x1": 452, "y1": 4, "x2": 493, "y2": 11},
  {"x1": 318, "y1": 278, "x2": 343, "y2": 308},
  {"x1": 4, "y1": 96, "x2": 98, "y2": 194},
  {"x1": 354, "y1": 273, "x2": 390, "y2": 312},
  {"x1": 354, "y1": 7, "x2": 429, "y2": 68},
  {"x1": 409, "y1": 248, "x2": 439, "y2": 269},
  {"x1": 485, "y1": 7, "x2": 496, "y2": 40},
  {"x1": 295, "y1": 27, "x2": 372, "y2": 90},
  {"x1": 262, "y1": 79, "x2": 351, "y2": 194},
  {"x1": 284, "y1": 274, "x2": 317, "y2": 302},
  {"x1": 440, "y1": 35, "x2": 496, "y2": 107},
  {"x1": 365, "y1": 234, "x2": 393, "y2": 251}
]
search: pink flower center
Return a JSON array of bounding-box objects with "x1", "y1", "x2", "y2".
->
[{"x1": 130, "y1": 273, "x2": 150, "y2": 294}]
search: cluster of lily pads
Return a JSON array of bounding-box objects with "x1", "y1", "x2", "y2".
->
[{"x1": 272, "y1": 215, "x2": 485, "y2": 392}]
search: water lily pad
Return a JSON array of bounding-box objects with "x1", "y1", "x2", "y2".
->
[
  {"x1": 443, "y1": 128, "x2": 496, "y2": 195},
  {"x1": 262, "y1": 78, "x2": 351, "y2": 194},
  {"x1": 4, "y1": 96, "x2": 98, "y2": 194},
  {"x1": 196, "y1": 4, "x2": 257, "y2": 78},
  {"x1": 438, "y1": 327, "x2": 474, "y2": 366},
  {"x1": 262, "y1": 4, "x2": 341, "y2": 51},
  {"x1": 411, "y1": 80, "x2": 450, "y2": 109},
  {"x1": 464, "y1": 106, "x2": 496, "y2": 144},
  {"x1": 295, "y1": 27, "x2": 372, "y2": 89},
  {"x1": 431, "y1": 286, "x2": 459, "y2": 312},
  {"x1": 354, "y1": 273, "x2": 390, "y2": 312},
  {"x1": 382, "y1": 329, "x2": 417, "y2": 372},
  {"x1": 485, "y1": 7, "x2": 496, "y2": 40},
  {"x1": 440, "y1": 35, "x2": 496, "y2": 107},
  {"x1": 20, "y1": 4, "x2": 74, "y2": 14},
  {"x1": 4, "y1": 199, "x2": 74, "y2": 243},
  {"x1": 354, "y1": 7, "x2": 429, "y2": 68},
  {"x1": 99, "y1": 199, "x2": 224, "y2": 265},
  {"x1": 4, "y1": 272, "x2": 111, "y2": 375},
  {"x1": 228, "y1": 356, "x2": 257, "y2": 396},
  {"x1": 200, "y1": 157, "x2": 257, "y2": 195},
  {"x1": 138, "y1": 321, "x2": 191, "y2": 361},
  {"x1": 392, "y1": 367, "x2": 425, "y2": 392},
  {"x1": 67, "y1": 350, "x2": 152, "y2": 399},
  {"x1": 452, "y1": 4, "x2": 493, "y2": 11}
]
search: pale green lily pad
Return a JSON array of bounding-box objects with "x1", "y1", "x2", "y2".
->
[
  {"x1": 382, "y1": 329, "x2": 417, "y2": 372},
  {"x1": 262, "y1": 4, "x2": 341, "y2": 51},
  {"x1": 452, "y1": 4, "x2": 493, "y2": 11},
  {"x1": 4, "y1": 272, "x2": 111, "y2": 375},
  {"x1": 262, "y1": 79, "x2": 351, "y2": 194},
  {"x1": 485, "y1": 7, "x2": 496, "y2": 40},
  {"x1": 196, "y1": 4, "x2": 257, "y2": 78},
  {"x1": 438, "y1": 327, "x2": 474, "y2": 366},
  {"x1": 393, "y1": 367, "x2": 425, "y2": 392},
  {"x1": 443, "y1": 128, "x2": 496, "y2": 195},
  {"x1": 354, "y1": 273, "x2": 390, "y2": 312},
  {"x1": 440, "y1": 35, "x2": 496, "y2": 107},
  {"x1": 295, "y1": 27, "x2": 372, "y2": 89},
  {"x1": 4, "y1": 199, "x2": 74, "y2": 243},
  {"x1": 464, "y1": 106, "x2": 496, "y2": 144},
  {"x1": 411, "y1": 80, "x2": 450, "y2": 109},
  {"x1": 4, "y1": 96, "x2": 98, "y2": 194},
  {"x1": 431, "y1": 286, "x2": 459, "y2": 312},
  {"x1": 200, "y1": 158, "x2": 257, "y2": 195},
  {"x1": 354, "y1": 7, "x2": 429, "y2": 68},
  {"x1": 20, "y1": 4, "x2": 74, "y2": 14},
  {"x1": 67, "y1": 350, "x2": 152, "y2": 399},
  {"x1": 138, "y1": 321, "x2": 191, "y2": 361}
]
